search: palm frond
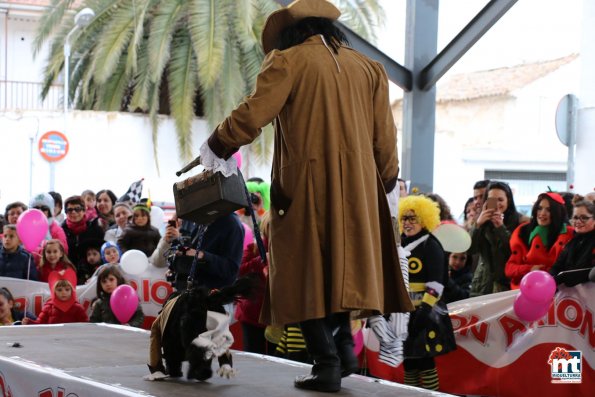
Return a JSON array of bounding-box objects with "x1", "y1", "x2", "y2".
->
[
  {"x1": 187, "y1": 0, "x2": 228, "y2": 89},
  {"x1": 238, "y1": 44, "x2": 264, "y2": 92},
  {"x1": 91, "y1": 1, "x2": 138, "y2": 83},
  {"x1": 129, "y1": 41, "x2": 152, "y2": 111},
  {"x1": 125, "y1": 0, "x2": 153, "y2": 76},
  {"x1": 147, "y1": 0, "x2": 186, "y2": 82},
  {"x1": 207, "y1": 38, "x2": 244, "y2": 127},
  {"x1": 335, "y1": 0, "x2": 384, "y2": 43},
  {"x1": 147, "y1": 80, "x2": 162, "y2": 172},
  {"x1": 95, "y1": 58, "x2": 129, "y2": 111},
  {"x1": 168, "y1": 29, "x2": 199, "y2": 162},
  {"x1": 32, "y1": 0, "x2": 75, "y2": 57}
]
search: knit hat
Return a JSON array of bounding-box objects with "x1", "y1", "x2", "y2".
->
[
  {"x1": 30, "y1": 193, "x2": 55, "y2": 217},
  {"x1": 133, "y1": 203, "x2": 151, "y2": 215},
  {"x1": 101, "y1": 241, "x2": 121, "y2": 263}
]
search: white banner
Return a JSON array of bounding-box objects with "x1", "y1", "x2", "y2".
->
[
  {"x1": 1, "y1": 264, "x2": 173, "y2": 325},
  {"x1": 0, "y1": 356, "x2": 143, "y2": 397}
]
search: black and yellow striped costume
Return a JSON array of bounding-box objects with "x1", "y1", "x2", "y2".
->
[
  {"x1": 402, "y1": 230, "x2": 456, "y2": 391},
  {"x1": 275, "y1": 324, "x2": 311, "y2": 364}
]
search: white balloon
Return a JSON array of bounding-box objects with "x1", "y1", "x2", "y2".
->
[
  {"x1": 120, "y1": 249, "x2": 149, "y2": 275},
  {"x1": 432, "y1": 223, "x2": 472, "y2": 253},
  {"x1": 150, "y1": 206, "x2": 165, "y2": 235}
]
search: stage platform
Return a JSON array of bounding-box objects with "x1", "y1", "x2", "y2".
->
[{"x1": 0, "y1": 323, "x2": 452, "y2": 396}]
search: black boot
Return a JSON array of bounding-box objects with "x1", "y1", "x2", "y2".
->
[
  {"x1": 294, "y1": 317, "x2": 341, "y2": 393},
  {"x1": 331, "y1": 312, "x2": 359, "y2": 377}
]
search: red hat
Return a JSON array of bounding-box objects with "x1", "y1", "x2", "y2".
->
[
  {"x1": 545, "y1": 192, "x2": 565, "y2": 205},
  {"x1": 48, "y1": 268, "x2": 77, "y2": 313}
]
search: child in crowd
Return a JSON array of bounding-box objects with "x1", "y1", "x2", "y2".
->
[
  {"x1": 90, "y1": 265, "x2": 144, "y2": 327},
  {"x1": 23, "y1": 269, "x2": 88, "y2": 324},
  {"x1": 81, "y1": 189, "x2": 98, "y2": 221},
  {"x1": 0, "y1": 287, "x2": 37, "y2": 325},
  {"x1": 0, "y1": 225, "x2": 38, "y2": 280},
  {"x1": 101, "y1": 241, "x2": 121, "y2": 264},
  {"x1": 443, "y1": 252, "x2": 473, "y2": 303},
  {"x1": 77, "y1": 240, "x2": 103, "y2": 284},
  {"x1": 37, "y1": 239, "x2": 76, "y2": 283},
  {"x1": 118, "y1": 203, "x2": 160, "y2": 257},
  {"x1": 4, "y1": 202, "x2": 27, "y2": 225},
  {"x1": 29, "y1": 192, "x2": 69, "y2": 255}
]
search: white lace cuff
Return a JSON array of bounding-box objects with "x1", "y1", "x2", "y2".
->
[{"x1": 199, "y1": 141, "x2": 238, "y2": 177}]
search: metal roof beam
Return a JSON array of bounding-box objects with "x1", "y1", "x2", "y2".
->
[
  {"x1": 418, "y1": 0, "x2": 518, "y2": 91},
  {"x1": 273, "y1": 0, "x2": 412, "y2": 91}
]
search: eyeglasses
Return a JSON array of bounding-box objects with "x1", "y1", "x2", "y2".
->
[
  {"x1": 400, "y1": 215, "x2": 419, "y2": 224},
  {"x1": 66, "y1": 207, "x2": 84, "y2": 213},
  {"x1": 572, "y1": 215, "x2": 593, "y2": 223}
]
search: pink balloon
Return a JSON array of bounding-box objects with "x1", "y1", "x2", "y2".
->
[
  {"x1": 233, "y1": 151, "x2": 242, "y2": 169},
  {"x1": 513, "y1": 293, "x2": 550, "y2": 322},
  {"x1": 520, "y1": 270, "x2": 556, "y2": 304},
  {"x1": 353, "y1": 329, "x2": 364, "y2": 356},
  {"x1": 110, "y1": 285, "x2": 139, "y2": 324},
  {"x1": 16, "y1": 209, "x2": 49, "y2": 252},
  {"x1": 242, "y1": 223, "x2": 254, "y2": 251}
]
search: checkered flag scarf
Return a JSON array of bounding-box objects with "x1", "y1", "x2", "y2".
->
[{"x1": 118, "y1": 178, "x2": 144, "y2": 204}]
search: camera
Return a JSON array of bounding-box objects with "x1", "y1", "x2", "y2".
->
[
  {"x1": 250, "y1": 193, "x2": 261, "y2": 205},
  {"x1": 166, "y1": 236, "x2": 194, "y2": 287}
]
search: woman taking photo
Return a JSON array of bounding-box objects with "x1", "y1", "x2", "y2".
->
[
  {"x1": 469, "y1": 181, "x2": 528, "y2": 296},
  {"x1": 505, "y1": 192, "x2": 574, "y2": 289}
]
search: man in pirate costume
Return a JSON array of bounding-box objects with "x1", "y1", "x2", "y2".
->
[{"x1": 199, "y1": 0, "x2": 413, "y2": 392}]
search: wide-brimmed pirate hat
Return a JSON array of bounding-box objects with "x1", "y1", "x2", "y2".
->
[{"x1": 261, "y1": 0, "x2": 341, "y2": 54}]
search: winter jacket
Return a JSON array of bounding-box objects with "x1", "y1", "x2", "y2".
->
[
  {"x1": 29, "y1": 300, "x2": 88, "y2": 324},
  {"x1": 235, "y1": 242, "x2": 267, "y2": 326},
  {"x1": 549, "y1": 229, "x2": 595, "y2": 285},
  {"x1": 444, "y1": 267, "x2": 473, "y2": 303},
  {"x1": 61, "y1": 218, "x2": 105, "y2": 266},
  {"x1": 469, "y1": 213, "x2": 527, "y2": 296},
  {"x1": 118, "y1": 224, "x2": 161, "y2": 257},
  {"x1": 90, "y1": 294, "x2": 144, "y2": 328},
  {"x1": 505, "y1": 222, "x2": 574, "y2": 289},
  {"x1": 189, "y1": 213, "x2": 244, "y2": 290},
  {"x1": 0, "y1": 246, "x2": 37, "y2": 280}
]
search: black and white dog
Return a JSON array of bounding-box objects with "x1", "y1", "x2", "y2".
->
[{"x1": 145, "y1": 277, "x2": 255, "y2": 381}]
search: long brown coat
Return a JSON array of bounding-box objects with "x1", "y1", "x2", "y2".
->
[{"x1": 208, "y1": 35, "x2": 414, "y2": 325}]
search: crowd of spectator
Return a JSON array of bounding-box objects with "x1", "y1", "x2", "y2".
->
[{"x1": 0, "y1": 179, "x2": 593, "y2": 391}]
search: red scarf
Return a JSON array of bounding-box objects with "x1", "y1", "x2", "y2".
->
[{"x1": 66, "y1": 218, "x2": 87, "y2": 235}]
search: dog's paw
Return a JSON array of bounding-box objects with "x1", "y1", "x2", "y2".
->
[
  {"x1": 143, "y1": 371, "x2": 169, "y2": 381},
  {"x1": 217, "y1": 364, "x2": 236, "y2": 379}
]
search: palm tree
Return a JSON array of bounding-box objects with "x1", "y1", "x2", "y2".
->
[{"x1": 34, "y1": 0, "x2": 385, "y2": 166}]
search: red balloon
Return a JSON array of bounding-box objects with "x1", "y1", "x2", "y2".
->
[
  {"x1": 110, "y1": 285, "x2": 139, "y2": 324},
  {"x1": 16, "y1": 209, "x2": 49, "y2": 251},
  {"x1": 513, "y1": 293, "x2": 550, "y2": 322}
]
